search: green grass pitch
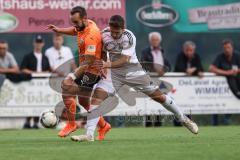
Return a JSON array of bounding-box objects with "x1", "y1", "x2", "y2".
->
[{"x1": 0, "y1": 126, "x2": 240, "y2": 160}]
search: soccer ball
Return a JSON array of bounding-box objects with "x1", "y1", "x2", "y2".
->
[{"x1": 40, "y1": 110, "x2": 58, "y2": 128}]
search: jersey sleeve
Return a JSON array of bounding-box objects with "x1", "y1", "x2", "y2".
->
[
  {"x1": 84, "y1": 34, "x2": 99, "y2": 56},
  {"x1": 121, "y1": 32, "x2": 136, "y2": 57}
]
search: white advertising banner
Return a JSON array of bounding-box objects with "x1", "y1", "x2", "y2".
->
[
  {"x1": 0, "y1": 79, "x2": 62, "y2": 117},
  {"x1": 148, "y1": 76, "x2": 240, "y2": 115},
  {"x1": 0, "y1": 75, "x2": 239, "y2": 117},
  {"x1": 188, "y1": 2, "x2": 240, "y2": 30}
]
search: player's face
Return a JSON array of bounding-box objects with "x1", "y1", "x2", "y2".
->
[
  {"x1": 223, "y1": 43, "x2": 233, "y2": 57},
  {"x1": 53, "y1": 36, "x2": 64, "y2": 49},
  {"x1": 71, "y1": 13, "x2": 86, "y2": 31},
  {"x1": 184, "y1": 46, "x2": 195, "y2": 59},
  {"x1": 110, "y1": 27, "x2": 123, "y2": 40},
  {"x1": 0, "y1": 43, "x2": 7, "y2": 57}
]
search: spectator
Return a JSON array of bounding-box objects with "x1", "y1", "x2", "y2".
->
[
  {"x1": 175, "y1": 41, "x2": 204, "y2": 77},
  {"x1": 141, "y1": 32, "x2": 171, "y2": 127},
  {"x1": 174, "y1": 41, "x2": 203, "y2": 126},
  {"x1": 0, "y1": 40, "x2": 19, "y2": 88},
  {"x1": 21, "y1": 35, "x2": 51, "y2": 74},
  {"x1": 209, "y1": 39, "x2": 240, "y2": 99},
  {"x1": 20, "y1": 35, "x2": 51, "y2": 129},
  {"x1": 141, "y1": 32, "x2": 171, "y2": 76},
  {"x1": 209, "y1": 39, "x2": 240, "y2": 126},
  {"x1": 45, "y1": 33, "x2": 76, "y2": 76}
]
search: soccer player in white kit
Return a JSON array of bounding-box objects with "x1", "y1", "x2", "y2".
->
[{"x1": 71, "y1": 15, "x2": 199, "y2": 142}]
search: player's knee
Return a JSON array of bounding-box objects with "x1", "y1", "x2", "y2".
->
[
  {"x1": 61, "y1": 79, "x2": 73, "y2": 92},
  {"x1": 62, "y1": 97, "x2": 76, "y2": 110},
  {"x1": 149, "y1": 90, "x2": 165, "y2": 103}
]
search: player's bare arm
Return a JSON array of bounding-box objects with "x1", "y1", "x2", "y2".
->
[
  {"x1": 46, "y1": 25, "x2": 77, "y2": 36},
  {"x1": 103, "y1": 55, "x2": 130, "y2": 68},
  {"x1": 73, "y1": 54, "x2": 96, "y2": 78}
]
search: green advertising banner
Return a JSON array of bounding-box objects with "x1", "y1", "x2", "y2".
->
[
  {"x1": 167, "y1": 0, "x2": 240, "y2": 32},
  {"x1": 126, "y1": 0, "x2": 240, "y2": 69}
]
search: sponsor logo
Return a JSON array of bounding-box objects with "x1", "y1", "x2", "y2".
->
[
  {"x1": 136, "y1": 0, "x2": 178, "y2": 28},
  {"x1": 87, "y1": 45, "x2": 96, "y2": 52},
  {"x1": 82, "y1": 75, "x2": 90, "y2": 83},
  {"x1": 0, "y1": 12, "x2": 18, "y2": 33}
]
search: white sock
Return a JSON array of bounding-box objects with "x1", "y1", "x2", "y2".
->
[
  {"x1": 86, "y1": 105, "x2": 100, "y2": 137},
  {"x1": 86, "y1": 116, "x2": 100, "y2": 137},
  {"x1": 162, "y1": 94, "x2": 185, "y2": 122}
]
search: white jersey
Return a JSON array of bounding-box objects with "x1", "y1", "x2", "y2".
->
[
  {"x1": 96, "y1": 28, "x2": 158, "y2": 95},
  {"x1": 102, "y1": 28, "x2": 138, "y2": 64}
]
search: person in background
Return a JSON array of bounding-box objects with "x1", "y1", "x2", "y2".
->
[
  {"x1": 174, "y1": 41, "x2": 204, "y2": 126},
  {"x1": 21, "y1": 35, "x2": 51, "y2": 75},
  {"x1": 45, "y1": 33, "x2": 77, "y2": 76},
  {"x1": 209, "y1": 39, "x2": 240, "y2": 125},
  {"x1": 21, "y1": 35, "x2": 51, "y2": 129},
  {"x1": 175, "y1": 41, "x2": 204, "y2": 77},
  {"x1": 0, "y1": 40, "x2": 19, "y2": 88},
  {"x1": 141, "y1": 32, "x2": 171, "y2": 127},
  {"x1": 141, "y1": 32, "x2": 171, "y2": 76}
]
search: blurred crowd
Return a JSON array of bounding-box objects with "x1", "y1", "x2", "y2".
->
[{"x1": 0, "y1": 32, "x2": 240, "y2": 128}]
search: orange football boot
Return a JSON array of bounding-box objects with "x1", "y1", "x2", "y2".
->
[
  {"x1": 58, "y1": 122, "x2": 77, "y2": 137},
  {"x1": 97, "y1": 122, "x2": 111, "y2": 140}
]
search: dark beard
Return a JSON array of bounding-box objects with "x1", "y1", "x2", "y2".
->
[{"x1": 76, "y1": 24, "x2": 86, "y2": 31}]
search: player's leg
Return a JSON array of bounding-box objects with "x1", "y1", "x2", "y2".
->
[
  {"x1": 91, "y1": 88, "x2": 112, "y2": 140},
  {"x1": 146, "y1": 89, "x2": 199, "y2": 134},
  {"x1": 58, "y1": 74, "x2": 94, "y2": 137},
  {"x1": 123, "y1": 68, "x2": 198, "y2": 134},
  {"x1": 77, "y1": 93, "x2": 107, "y2": 131},
  {"x1": 88, "y1": 88, "x2": 111, "y2": 140},
  {"x1": 58, "y1": 94, "x2": 78, "y2": 137},
  {"x1": 71, "y1": 88, "x2": 110, "y2": 142},
  {"x1": 71, "y1": 79, "x2": 117, "y2": 142}
]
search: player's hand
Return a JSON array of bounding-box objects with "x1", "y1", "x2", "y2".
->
[
  {"x1": 65, "y1": 76, "x2": 74, "y2": 84},
  {"x1": 91, "y1": 60, "x2": 104, "y2": 68},
  {"x1": 103, "y1": 61, "x2": 111, "y2": 68},
  {"x1": 61, "y1": 75, "x2": 75, "y2": 91},
  {"x1": 92, "y1": 60, "x2": 112, "y2": 68},
  {"x1": 46, "y1": 24, "x2": 59, "y2": 32}
]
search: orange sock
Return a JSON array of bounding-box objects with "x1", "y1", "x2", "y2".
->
[
  {"x1": 98, "y1": 116, "x2": 106, "y2": 128},
  {"x1": 63, "y1": 96, "x2": 76, "y2": 125}
]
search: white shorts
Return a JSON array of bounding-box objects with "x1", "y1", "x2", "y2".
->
[
  {"x1": 95, "y1": 69, "x2": 115, "y2": 95},
  {"x1": 95, "y1": 78, "x2": 115, "y2": 95},
  {"x1": 95, "y1": 66, "x2": 159, "y2": 96}
]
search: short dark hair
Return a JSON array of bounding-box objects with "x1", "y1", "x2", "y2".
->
[
  {"x1": 109, "y1": 15, "x2": 125, "y2": 29},
  {"x1": 222, "y1": 39, "x2": 233, "y2": 46},
  {"x1": 70, "y1": 6, "x2": 87, "y2": 18}
]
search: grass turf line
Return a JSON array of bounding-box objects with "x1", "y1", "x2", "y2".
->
[{"x1": 0, "y1": 126, "x2": 240, "y2": 160}]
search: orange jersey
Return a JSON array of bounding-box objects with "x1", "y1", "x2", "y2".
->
[{"x1": 76, "y1": 20, "x2": 102, "y2": 75}]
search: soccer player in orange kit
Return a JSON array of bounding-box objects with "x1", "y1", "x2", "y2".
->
[{"x1": 46, "y1": 6, "x2": 110, "y2": 139}]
